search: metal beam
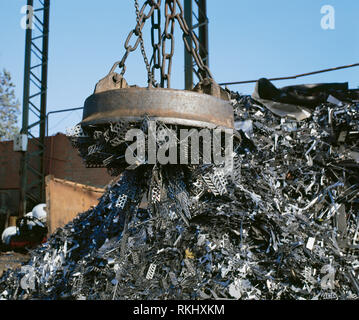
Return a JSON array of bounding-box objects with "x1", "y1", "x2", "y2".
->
[
  {"x1": 183, "y1": 0, "x2": 209, "y2": 90},
  {"x1": 20, "y1": 0, "x2": 50, "y2": 216},
  {"x1": 197, "y1": 0, "x2": 208, "y2": 70}
]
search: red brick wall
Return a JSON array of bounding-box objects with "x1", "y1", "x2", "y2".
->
[
  {"x1": 0, "y1": 140, "x2": 22, "y2": 190},
  {"x1": 44, "y1": 133, "x2": 111, "y2": 188},
  {"x1": 0, "y1": 134, "x2": 112, "y2": 215}
]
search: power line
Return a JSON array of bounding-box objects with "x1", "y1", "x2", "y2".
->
[
  {"x1": 219, "y1": 62, "x2": 359, "y2": 86},
  {"x1": 46, "y1": 107, "x2": 84, "y2": 136},
  {"x1": 50, "y1": 111, "x2": 76, "y2": 132}
]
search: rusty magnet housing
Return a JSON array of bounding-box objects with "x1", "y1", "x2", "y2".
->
[{"x1": 81, "y1": 87, "x2": 234, "y2": 130}]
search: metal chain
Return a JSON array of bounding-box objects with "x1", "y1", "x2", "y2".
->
[
  {"x1": 109, "y1": 0, "x2": 161, "y2": 77},
  {"x1": 161, "y1": 0, "x2": 176, "y2": 88},
  {"x1": 150, "y1": 2, "x2": 162, "y2": 87},
  {"x1": 173, "y1": 0, "x2": 213, "y2": 81},
  {"x1": 135, "y1": 0, "x2": 156, "y2": 87},
  {"x1": 109, "y1": 0, "x2": 213, "y2": 89},
  {"x1": 161, "y1": 0, "x2": 213, "y2": 87}
]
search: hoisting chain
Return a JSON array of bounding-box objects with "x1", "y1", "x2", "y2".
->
[
  {"x1": 161, "y1": 0, "x2": 213, "y2": 86},
  {"x1": 135, "y1": 0, "x2": 158, "y2": 87},
  {"x1": 110, "y1": 0, "x2": 213, "y2": 89},
  {"x1": 176, "y1": 0, "x2": 213, "y2": 80},
  {"x1": 150, "y1": 1, "x2": 162, "y2": 87},
  {"x1": 161, "y1": 0, "x2": 176, "y2": 88},
  {"x1": 109, "y1": 0, "x2": 161, "y2": 80}
]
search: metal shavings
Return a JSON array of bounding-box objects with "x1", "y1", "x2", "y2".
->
[
  {"x1": 185, "y1": 249, "x2": 194, "y2": 259},
  {"x1": 183, "y1": 259, "x2": 195, "y2": 276},
  {"x1": 110, "y1": 137, "x2": 123, "y2": 147},
  {"x1": 115, "y1": 194, "x2": 128, "y2": 209},
  {"x1": 67, "y1": 124, "x2": 88, "y2": 138},
  {"x1": 306, "y1": 237, "x2": 316, "y2": 251},
  {"x1": 93, "y1": 131, "x2": 103, "y2": 140},
  {"x1": 1, "y1": 92, "x2": 359, "y2": 300},
  {"x1": 88, "y1": 144, "x2": 103, "y2": 155},
  {"x1": 110, "y1": 121, "x2": 130, "y2": 141},
  {"x1": 146, "y1": 263, "x2": 157, "y2": 280},
  {"x1": 132, "y1": 252, "x2": 139, "y2": 265},
  {"x1": 151, "y1": 185, "x2": 161, "y2": 203}
]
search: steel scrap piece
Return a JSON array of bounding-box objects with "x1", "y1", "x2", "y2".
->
[{"x1": 0, "y1": 91, "x2": 359, "y2": 300}]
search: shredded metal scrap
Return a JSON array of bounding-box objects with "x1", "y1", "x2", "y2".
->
[{"x1": 1, "y1": 92, "x2": 359, "y2": 300}]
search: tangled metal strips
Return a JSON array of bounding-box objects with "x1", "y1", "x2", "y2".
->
[{"x1": 1, "y1": 93, "x2": 359, "y2": 300}]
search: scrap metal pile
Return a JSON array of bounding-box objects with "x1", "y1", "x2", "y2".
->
[{"x1": 1, "y1": 90, "x2": 359, "y2": 300}]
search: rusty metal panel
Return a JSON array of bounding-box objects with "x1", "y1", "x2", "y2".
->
[
  {"x1": 82, "y1": 87, "x2": 234, "y2": 129},
  {"x1": 45, "y1": 175, "x2": 104, "y2": 235}
]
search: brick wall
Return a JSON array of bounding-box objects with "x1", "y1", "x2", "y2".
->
[
  {"x1": 44, "y1": 133, "x2": 112, "y2": 188},
  {"x1": 0, "y1": 133, "x2": 112, "y2": 215}
]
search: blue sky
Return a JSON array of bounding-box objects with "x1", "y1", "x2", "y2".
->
[{"x1": 0, "y1": 0, "x2": 358, "y2": 136}]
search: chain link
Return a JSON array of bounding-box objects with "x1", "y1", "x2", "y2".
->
[
  {"x1": 160, "y1": 0, "x2": 212, "y2": 87},
  {"x1": 150, "y1": 2, "x2": 162, "y2": 87},
  {"x1": 109, "y1": 0, "x2": 161, "y2": 78},
  {"x1": 173, "y1": 0, "x2": 213, "y2": 81},
  {"x1": 161, "y1": 0, "x2": 176, "y2": 88},
  {"x1": 135, "y1": 0, "x2": 156, "y2": 87},
  {"x1": 109, "y1": 0, "x2": 213, "y2": 88}
]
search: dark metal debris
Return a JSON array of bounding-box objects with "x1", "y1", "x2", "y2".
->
[
  {"x1": 0, "y1": 91, "x2": 358, "y2": 300},
  {"x1": 252, "y1": 78, "x2": 358, "y2": 121}
]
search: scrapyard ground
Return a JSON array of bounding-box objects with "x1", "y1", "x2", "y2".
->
[{"x1": 0, "y1": 251, "x2": 30, "y2": 278}]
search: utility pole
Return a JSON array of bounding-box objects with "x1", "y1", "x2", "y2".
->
[
  {"x1": 184, "y1": 0, "x2": 209, "y2": 90},
  {"x1": 20, "y1": 0, "x2": 50, "y2": 216}
]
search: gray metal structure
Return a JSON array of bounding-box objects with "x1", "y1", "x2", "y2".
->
[
  {"x1": 184, "y1": 0, "x2": 209, "y2": 90},
  {"x1": 20, "y1": 0, "x2": 50, "y2": 216}
]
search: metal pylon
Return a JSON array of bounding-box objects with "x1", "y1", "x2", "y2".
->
[
  {"x1": 184, "y1": 0, "x2": 209, "y2": 90},
  {"x1": 20, "y1": 0, "x2": 50, "y2": 216}
]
